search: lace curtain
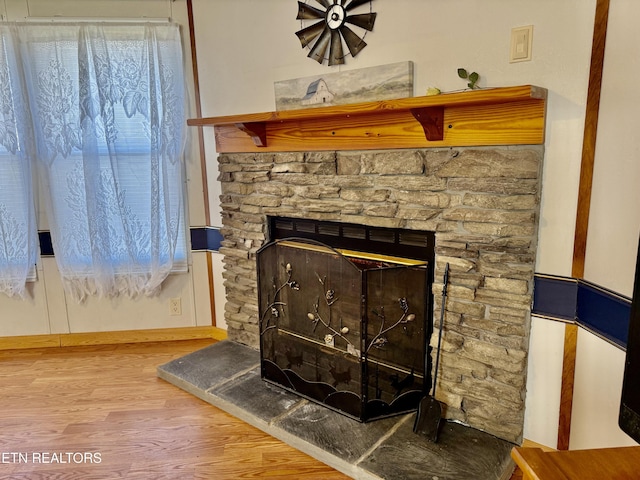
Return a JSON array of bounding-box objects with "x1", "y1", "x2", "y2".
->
[
  {"x1": 0, "y1": 25, "x2": 38, "y2": 298},
  {"x1": 20, "y1": 23, "x2": 187, "y2": 301}
]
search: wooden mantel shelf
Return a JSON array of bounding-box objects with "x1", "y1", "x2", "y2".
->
[{"x1": 188, "y1": 85, "x2": 547, "y2": 153}]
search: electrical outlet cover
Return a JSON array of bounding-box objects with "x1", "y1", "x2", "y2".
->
[{"x1": 169, "y1": 298, "x2": 181, "y2": 315}]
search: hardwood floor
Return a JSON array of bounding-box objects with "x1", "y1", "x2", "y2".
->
[
  {"x1": 0, "y1": 339, "x2": 349, "y2": 479},
  {"x1": 0, "y1": 339, "x2": 524, "y2": 479}
]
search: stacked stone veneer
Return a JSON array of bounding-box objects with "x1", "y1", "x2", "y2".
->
[{"x1": 217, "y1": 146, "x2": 543, "y2": 444}]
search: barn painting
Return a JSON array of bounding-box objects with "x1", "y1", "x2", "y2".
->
[{"x1": 274, "y1": 61, "x2": 414, "y2": 111}]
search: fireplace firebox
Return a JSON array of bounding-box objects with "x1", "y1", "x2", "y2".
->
[{"x1": 257, "y1": 217, "x2": 435, "y2": 421}]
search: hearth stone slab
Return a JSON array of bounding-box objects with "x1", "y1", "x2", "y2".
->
[
  {"x1": 158, "y1": 340, "x2": 259, "y2": 391},
  {"x1": 158, "y1": 340, "x2": 516, "y2": 480},
  {"x1": 213, "y1": 368, "x2": 305, "y2": 423},
  {"x1": 275, "y1": 400, "x2": 402, "y2": 464},
  {"x1": 359, "y1": 417, "x2": 515, "y2": 480}
]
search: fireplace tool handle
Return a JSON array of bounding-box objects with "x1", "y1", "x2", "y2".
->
[
  {"x1": 432, "y1": 262, "x2": 449, "y2": 398},
  {"x1": 413, "y1": 262, "x2": 449, "y2": 442}
]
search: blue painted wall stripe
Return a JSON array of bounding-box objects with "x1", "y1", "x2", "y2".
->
[
  {"x1": 34, "y1": 231, "x2": 632, "y2": 349},
  {"x1": 190, "y1": 227, "x2": 223, "y2": 251},
  {"x1": 38, "y1": 231, "x2": 54, "y2": 256},
  {"x1": 532, "y1": 275, "x2": 578, "y2": 321},
  {"x1": 532, "y1": 274, "x2": 632, "y2": 349},
  {"x1": 38, "y1": 227, "x2": 224, "y2": 256},
  {"x1": 576, "y1": 281, "x2": 631, "y2": 349}
]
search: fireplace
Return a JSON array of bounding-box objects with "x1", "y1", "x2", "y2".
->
[
  {"x1": 257, "y1": 217, "x2": 435, "y2": 421},
  {"x1": 216, "y1": 145, "x2": 542, "y2": 443},
  {"x1": 199, "y1": 86, "x2": 547, "y2": 444}
]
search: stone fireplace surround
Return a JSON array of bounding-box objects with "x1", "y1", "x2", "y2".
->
[{"x1": 218, "y1": 145, "x2": 543, "y2": 444}]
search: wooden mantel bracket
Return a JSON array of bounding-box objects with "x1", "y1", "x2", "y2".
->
[
  {"x1": 410, "y1": 106, "x2": 444, "y2": 141},
  {"x1": 235, "y1": 122, "x2": 267, "y2": 147}
]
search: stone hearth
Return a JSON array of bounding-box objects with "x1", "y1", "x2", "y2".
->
[
  {"x1": 218, "y1": 146, "x2": 543, "y2": 443},
  {"x1": 158, "y1": 340, "x2": 516, "y2": 480}
]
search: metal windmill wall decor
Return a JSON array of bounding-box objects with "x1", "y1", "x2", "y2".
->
[{"x1": 295, "y1": 0, "x2": 377, "y2": 66}]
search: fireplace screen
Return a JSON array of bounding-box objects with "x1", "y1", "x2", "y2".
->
[{"x1": 257, "y1": 238, "x2": 430, "y2": 422}]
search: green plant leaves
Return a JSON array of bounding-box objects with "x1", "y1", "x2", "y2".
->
[{"x1": 457, "y1": 68, "x2": 480, "y2": 89}]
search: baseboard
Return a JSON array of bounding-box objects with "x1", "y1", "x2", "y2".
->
[
  {"x1": 521, "y1": 438, "x2": 557, "y2": 452},
  {"x1": 0, "y1": 326, "x2": 227, "y2": 350},
  {"x1": 0, "y1": 334, "x2": 61, "y2": 350}
]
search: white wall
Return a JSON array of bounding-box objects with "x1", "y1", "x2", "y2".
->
[
  {"x1": 571, "y1": 330, "x2": 637, "y2": 449},
  {"x1": 523, "y1": 317, "x2": 566, "y2": 448},
  {"x1": 585, "y1": 0, "x2": 640, "y2": 297},
  {"x1": 191, "y1": 0, "x2": 596, "y2": 447},
  {"x1": 0, "y1": 0, "x2": 213, "y2": 336},
  {"x1": 571, "y1": 0, "x2": 640, "y2": 450}
]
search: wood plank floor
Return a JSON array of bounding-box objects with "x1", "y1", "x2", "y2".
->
[{"x1": 0, "y1": 339, "x2": 524, "y2": 479}]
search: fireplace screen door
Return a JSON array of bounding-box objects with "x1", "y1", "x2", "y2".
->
[{"x1": 257, "y1": 238, "x2": 430, "y2": 422}]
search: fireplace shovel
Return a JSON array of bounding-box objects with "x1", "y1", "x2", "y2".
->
[{"x1": 413, "y1": 262, "x2": 449, "y2": 442}]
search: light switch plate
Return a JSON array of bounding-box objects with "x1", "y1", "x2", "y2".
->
[{"x1": 510, "y1": 25, "x2": 533, "y2": 63}]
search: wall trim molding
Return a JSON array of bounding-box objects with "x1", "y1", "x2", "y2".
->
[
  {"x1": 0, "y1": 326, "x2": 227, "y2": 351},
  {"x1": 557, "y1": 0, "x2": 611, "y2": 451}
]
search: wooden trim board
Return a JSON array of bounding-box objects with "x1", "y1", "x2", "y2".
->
[
  {"x1": 559, "y1": 0, "x2": 611, "y2": 451},
  {"x1": 0, "y1": 326, "x2": 227, "y2": 351}
]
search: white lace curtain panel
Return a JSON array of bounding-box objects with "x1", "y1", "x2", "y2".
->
[
  {"x1": 0, "y1": 24, "x2": 38, "y2": 298},
  {"x1": 0, "y1": 22, "x2": 187, "y2": 301}
]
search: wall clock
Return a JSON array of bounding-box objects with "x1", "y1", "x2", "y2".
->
[{"x1": 295, "y1": 0, "x2": 377, "y2": 66}]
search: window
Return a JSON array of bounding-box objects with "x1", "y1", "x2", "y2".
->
[{"x1": 13, "y1": 22, "x2": 188, "y2": 301}]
